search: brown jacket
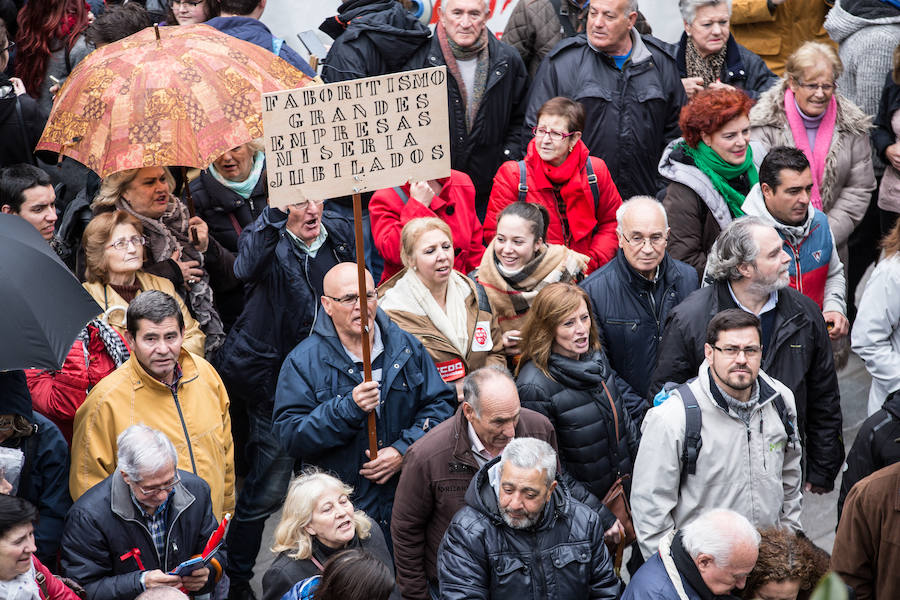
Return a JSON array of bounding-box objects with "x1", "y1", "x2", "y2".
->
[
  {"x1": 502, "y1": 0, "x2": 586, "y2": 77},
  {"x1": 832, "y1": 462, "x2": 900, "y2": 600},
  {"x1": 390, "y1": 406, "x2": 559, "y2": 600},
  {"x1": 379, "y1": 269, "x2": 504, "y2": 386}
]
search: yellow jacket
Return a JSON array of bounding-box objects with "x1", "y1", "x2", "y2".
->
[
  {"x1": 70, "y1": 349, "x2": 234, "y2": 519},
  {"x1": 82, "y1": 271, "x2": 206, "y2": 357},
  {"x1": 730, "y1": 0, "x2": 835, "y2": 76}
]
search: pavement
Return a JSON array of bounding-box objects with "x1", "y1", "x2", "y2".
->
[{"x1": 245, "y1": 352, "x2": 874, "y2": 595}]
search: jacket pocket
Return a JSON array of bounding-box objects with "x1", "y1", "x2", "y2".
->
[
  {"x1": 490, "y1": 555, "x2": 531, "y2": 594},
  {"x1": 548, "y1": 542, "x2": 592, "y2": 596},
  {"x1": 214, "y1": 330, "x2": 279, "y2": 399}
]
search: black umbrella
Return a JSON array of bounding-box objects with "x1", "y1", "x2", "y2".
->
[{"x1": 0, "y1": 214, "x2": 101, "y2": 370}]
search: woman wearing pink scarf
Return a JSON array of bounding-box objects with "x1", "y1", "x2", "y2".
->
[{"x1": 749, "y1": 41, "x2": 876, "y2": 266}]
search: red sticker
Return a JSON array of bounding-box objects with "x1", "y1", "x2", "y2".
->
[{"x1": 436, "y1": 358, "x2": 466, "y2": 382}]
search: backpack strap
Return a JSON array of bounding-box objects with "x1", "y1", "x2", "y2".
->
[
  {"x1": 585, "y1": 158, "x2": 601, "y2": 236},
  {"x1": 393, "y1": 186, "x2": 410, "y2": 205},
  {"x1": 474, "y1": 280, "x2": 492, "y2": 314},
  {"x1": 677, "y1": 381, "x2": 703, "y2": 482},
  {"x1": 548, "y1": 0, "x2": 578, "y2": 37},
  {"x1": 14, "y1": 96, "x2": 37, "y2": 166},
  {"x1": 517, "y1": 160, "x2": 528, "y2": 203},
  {"x1": 770, "y1": 392, "x2": 797, "y2": 445}
]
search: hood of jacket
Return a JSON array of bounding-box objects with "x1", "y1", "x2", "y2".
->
[
  {"x1": 658, "y1": 139, "x2": 733, "y2": 230},
  {"x1": 0, "y1": 371, "x2": 33, "y2": 420},
  {"x1": 750, "y1": 79, "x2": 873, "y2": 137},
  {"x1": 826, "y1": 0, "x2": 900, "y2": 42},
  {"x1": 322, "y1": 1, "x2": 430, "y2": 70},
  {"x1": 547, "y1": 351, "x2": 612, "y2": 392},
  {"x1": 741, "y1": 182, "x2": 815, "y2": 243},
  {"x1": 464, "y1": 456, "x2": 571, "y2": 529}
]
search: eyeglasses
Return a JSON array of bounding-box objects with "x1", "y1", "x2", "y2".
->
[
  {"x1": 107, "y1": 235, "x2": 147, "y2": 251},
  {"x1": 532, "y1": 127, "x2": 577, "y2": 142},
  {"x1": 712, "y1": 345, "x2": 762, "y2": 358},
  {"x1": 622, "y1": 233, "x2": 667, "y2": 248},
  {"x1": 325, "y1": 291, "x2": 377, "y2": 306},
  {"x1": 0, "y1": 41, "x2": 15, "y2": 53},
  {"x1": 291, "y1": 198, "x2": 327, "y2": 210},
  {"x1": 136, "y1": 474, "x2": 180, "y2": 495},
  {"x1": 171, "y1": 0, "x2": 204, "y2": 6},
  {"x1": 794, "y1": 79, "x2": 836, "y2": 93}
]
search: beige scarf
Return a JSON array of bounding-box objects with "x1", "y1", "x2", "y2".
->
[{"x1": 399, "y1": 268, "x2": 471, "y2": 356}]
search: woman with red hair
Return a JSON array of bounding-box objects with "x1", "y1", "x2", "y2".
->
[
  {"x1": 659, "y1": 88, "x2": 757, "y2": 279},
  {"x1": 14, "y1": 0, "x2": 92, "y2": 113}
]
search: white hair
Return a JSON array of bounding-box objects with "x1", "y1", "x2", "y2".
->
[
  {"x1": 681, "y1": 508, "x2": 761, "y2": 566},
  {"x1": 442, "y1": 0, "x2": 491, "y2": 12},
  {"x1": 679, "y1": 0, "x2": 732, "y2": 23},
  {"x1": 615, "y1": 195, "x2": 668, "y2": 231},
  {"x1": 499, "y1": 438, "x2": 557, "y2": 487},
  {"x1": 117, "y1": 424, "x2": 178, "y2": 481},
  {"x1": 705, "y1": 216, "x2": 770, "y2": 282}
]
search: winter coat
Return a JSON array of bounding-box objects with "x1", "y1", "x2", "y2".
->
[
  {"x1": 262, "y1": 517, "x2": 398, "y2": 600},
  {"x1": 742, "y1": 183, "x2": 846, "y2": 314},
  {"x1": 0, "y1": 75, "x2": 46, "y2": 167},
  {"x1": 213, "y1": 207, "x2": 355, "y2": 411},
  {"x1": 390, "y1": 406, "x2": 561, "y2": 600},
  {"x1": 517, "y1": 351, "x2": 641, "y2": 501},
  {"x1": 70, "y1": 349, "x2": 235, "y2": 519},
  {"x1": 82, "y1": 271, "x2": 206, "y2": 357},
  {"x1": 502, "y1": 0, "x2": 586, "y2": 77},
  {"x1": 405, "y1": 33, "x2": 529, "y2": 208},
  {"x1": 668, "y1": 32, "x2": 779, "y2": 99},
  {"x1": 369, "y1": 170, "x2": 485, "y2": 283},
  {"x1": 873, "y1": 71, "x2": 900, "y2": 211},
  {"x1": 631, "y1": 362, "x2": 803, "y2": 559},
  {"x1": 730, "y1": 0, "x2": 835, "y2": 76},
  {"x1": 61, "y1": 470, "x2": 222, "y2": 600},
  {"x1": 650, "y1": 281, "x2": 844, "y2": 490},
  {"x1": 273, "y1": 309, "x2": 456, "y2": 526},
  {"x1": 26, "y1": 322, "x2": 125, "y2": 443},
  {"x1": 659, "y1": 138, "x2": 752, "y2": 280},
  {"x1": 484, "y1": 139, "x2": 622, "y2": 274},
  {"x1": 851, "y1": 251, "x2": 900, "y2": 415},
  {"x1": 832, "y1": 461, "x2": 900, "y2": 600},
  {"x1": 838, "y1": 390, "x2": 900, "y2": 519},
  {"x1": 33, "y1": 555, "x2": 80, "y2": 600},
  {"x1": 437, "y1": 458, "x2": 620, "y2": 600},
  {"x1": 825, "y1": 0, "x2": 900, "y2": 121},
  {"x1": 205, "y1": 16, "x2": 316, "y2": 77},
  {"x1": 580, "y1": 250, "x2": 699, "y2": 401},
  {"x1": 525, "y1": 30, "x2": 687, "y2": 200},
  {"x1": 378, "y1": 269, "x2": 505, "y2": 384},
  {"x1": 621, "y1": 548, "x2": 703, "y2": 600},
  {"x1": 320, "y1": 1, "x2": 431, "y2": 83},
  {"x1": 0, "y1": 372, "x2": 72, "y2": 567},
  {"x1": 749, "y1": 79, "x2": 876, "y2": 256}
]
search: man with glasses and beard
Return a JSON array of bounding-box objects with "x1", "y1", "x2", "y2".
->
[
  {"x1": 632, "y1": 309, "x2": 802, "y2": 559},
  {"x1": 437, "y1": 437, "x2": 619, "y2": 600},
  {"x1": 649, "y1": 217, "x2": 843, "y2": 500},
  {"x1": 61, "y1": 425, "x2": 224, "y2": 599}
]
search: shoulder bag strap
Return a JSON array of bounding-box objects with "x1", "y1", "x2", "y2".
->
[
  {"x1": 548, "y1": 0, "x2": 577, "y2": 37},
  {"x1": 585, "y1": 158, "x2": 601, "y2": 235},
  {"x1": 677, "y1": 382, "x2": 702, "y2": 481},
  {"x1": 393, "y1": 186, "x2": 410, "y2": 205},
  {"x1": 517, "y1": 160, "x2": 528, "y2": 203},
  {"x1": 14, "y1": 96, "x2": 37, "y2": 166}
]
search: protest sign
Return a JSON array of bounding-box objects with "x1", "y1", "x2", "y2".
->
[{"x1": 262, "y1": 66, "x2": 451, "y2": 208}]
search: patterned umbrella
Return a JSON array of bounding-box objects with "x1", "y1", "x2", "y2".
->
[{"x1": 36, "y1": 24, "x2": 312, "y2": 177}]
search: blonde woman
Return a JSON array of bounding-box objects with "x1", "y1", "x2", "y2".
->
[{"x1": 262, "y1": 471, "x2": 398, "y2": 600}]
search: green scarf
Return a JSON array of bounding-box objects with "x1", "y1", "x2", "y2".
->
[{"x1": 681, "y1": 141, "x2": 757, "y2": 218}]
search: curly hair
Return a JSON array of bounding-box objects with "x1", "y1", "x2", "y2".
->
[
  {"x1": 516, "y1": 282, "x2": 600, "y2": 379},
  {"x1": 679, "y1": 88, "x2": 755, "y2": 148},
  {"x1": 14, "y1": 0, "x2": 89, "y2": 97},
  {"x1": 741, "y1": 529, "x2": 829, "y2": 600}
]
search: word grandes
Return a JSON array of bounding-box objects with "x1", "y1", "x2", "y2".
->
[{"x1": 262, "y1": 67, "x2": 451, "y2": 208}]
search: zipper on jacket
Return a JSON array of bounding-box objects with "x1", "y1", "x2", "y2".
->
[
  {"x1": 759, "y1": 416, "x2": 766, "y2": 470},
  {"x1": 171, "y1": 389, "x2": 198, "y2": 475}
]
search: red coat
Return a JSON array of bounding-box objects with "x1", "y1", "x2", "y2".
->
[
  {"x1": 34, "y1": 555, "x2": 80, "y2": 600},
  {"x1": 370, "y1": 170, "x2": 486, "y2": 284},
  {"x1": 484, "y1": 140, "x2": 622, "y2": 274},
  {"x1": 26, "y1": 323, "x2": 124, "y2": 444}
]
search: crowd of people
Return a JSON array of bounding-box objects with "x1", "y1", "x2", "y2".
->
[{"x1": 2, "y1": 0, "x2": 900, "y2": 599}]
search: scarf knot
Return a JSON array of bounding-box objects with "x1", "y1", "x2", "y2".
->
[
  {"x1": 684, "y1": 37, "x2": 726, "y2": 87},
  {"x1": 679, "y1": 140, "x2": 757, "y2": 218},
  {"x1": 438, "y1": 22, "x2": 490, "y2": 132}
]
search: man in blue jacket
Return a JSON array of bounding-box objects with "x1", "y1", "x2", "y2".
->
[
  {"x1": 581, "y1": 196, "x2": 698, "y2": 420},
  {"x1": 274, "y1": 262, "x2": 456, "y2": 545}
]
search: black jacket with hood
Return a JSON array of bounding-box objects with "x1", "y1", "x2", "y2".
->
[{"x1": 438, "y1": 457, "x2": 620, "y2": 600}]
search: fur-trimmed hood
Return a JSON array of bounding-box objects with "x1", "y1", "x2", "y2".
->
[{"x1": 750, "y1": 78, "x2": 873, "y2": 136}]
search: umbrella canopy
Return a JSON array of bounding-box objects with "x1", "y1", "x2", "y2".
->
[
  {"x1": 0, "y1": 214, "x2": 102, "y2": 371},
  {"x1": 36, "y1": 24, "x2": 312, "y2": 177}
]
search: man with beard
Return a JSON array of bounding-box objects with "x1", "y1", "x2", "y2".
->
[
  {"x1": 649, "y1": 217, "x2": 843, "y2": 498},
  {"x1": 632, "y1": 309, "x2": 802, "y2": 559},
  {"x1": 437, "y1": 437, "x2": 620, "y2": 599}
]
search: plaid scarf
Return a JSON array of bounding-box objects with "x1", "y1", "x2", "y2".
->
[
  {"x1": 438, "y1": 22, "x2": 489, "y2": 132},
  {"x1": 477, "y1": 242, "x2": 589, "y2": 334},
  {"x1": 685, "y1": 37, "x2": 726, "y2": 87}
]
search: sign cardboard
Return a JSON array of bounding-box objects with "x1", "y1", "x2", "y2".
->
[{"x1": 262, "y1": 66, "x2": 452, "y2": 208}]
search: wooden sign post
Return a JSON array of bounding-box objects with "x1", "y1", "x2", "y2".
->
[{"x1": 262, "y1": 67, "x2": 451, "y2": 459}]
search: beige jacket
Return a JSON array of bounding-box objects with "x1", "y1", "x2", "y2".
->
[{"x1": 82, "y1": 271, "x2": 206, "y2": 357}]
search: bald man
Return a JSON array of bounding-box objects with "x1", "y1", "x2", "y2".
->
[{"x1": 273, "y1": 263, "x2": 456, "y2": 545}]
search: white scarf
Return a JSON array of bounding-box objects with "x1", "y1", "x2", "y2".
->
[
  {"x1": 402, "y1": 268, "x2": 471, "y2": 356},
  {"x1": 0, "y1": 561, "x2": 41, "y2": 600}
]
